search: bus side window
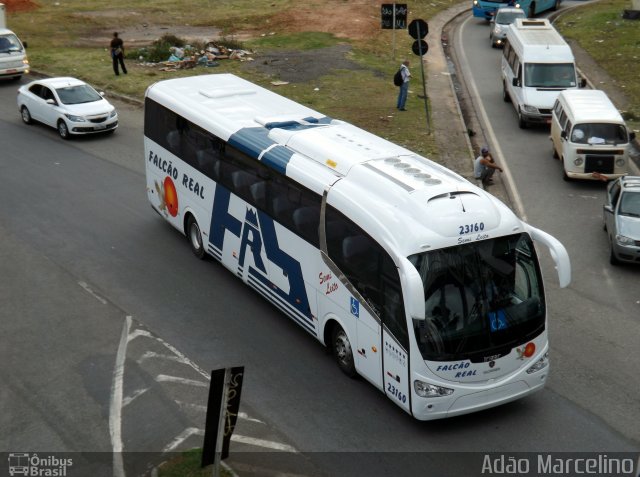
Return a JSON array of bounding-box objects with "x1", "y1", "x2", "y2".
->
[
  {"x1": 250, "y1": 181, "x2": 268, "y2": 211},
  {"x1": 231, "y1": 169, "x2": 259, "y2": 202},
  {"x1": 292, "y1": 207, "x2": 320, "y2": 246},
  {"x1": 166, "y1": 130, "x2": 181, "y2": 155},
  {"x1": 195, "y1": 149, "x2": 221, "y2": 180}
]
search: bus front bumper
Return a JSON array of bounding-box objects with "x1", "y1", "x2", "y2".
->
[{"x1": 411, "y1": 365, "x2": 548, "y2": 420}]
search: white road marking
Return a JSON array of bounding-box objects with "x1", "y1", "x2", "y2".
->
[
  {"x1": 128, "y1": 328, "x2": 210, "y2": 380},
  {"x1": 78, "y1": 281, "x2": 108, "y2": 305},
  {"x1": 156, "y1": 374, "x2": 209, "y2": 387},
  {"x1": 110, "y1": 315, "x2": 132, "y2": 477},
  {"x1": 163, "y1": 427, "x2": 204, "y2": 452},
  {"x1": 231, "y1": 435, "x2": 298, "y2": 453},
  {"x1": 238, "y1": 412, "x2": 265, "y2": 424},
  {"x1": 122, "y1": 387, "x2": 150, "y2": 407},
  {"x1": 175, "y1": 400, "x2": 208, "y2": 412},
  {"x1": 137, "y1": 351, "x2": 188, "y2": 364}
]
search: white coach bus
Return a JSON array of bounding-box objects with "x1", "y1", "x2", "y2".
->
[{"x1": 144, "y1": 74, "x2": 570, "y2": 420}]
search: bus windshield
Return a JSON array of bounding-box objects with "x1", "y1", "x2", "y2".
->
[
  {"x1": 410, "y1": 233, "x2": 545, "y2": 362},
  {"x1": 525, "y1": 63, "x2": 576, "y2": 88}
]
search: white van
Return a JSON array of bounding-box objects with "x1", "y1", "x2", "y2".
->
[
  {"x1": 0, "y1": 28, "x2": 29, "y2": 80},
  {"x1": 550, "y1": 89, "x2": 635, "y2": 181},
  {"x1": 501, "y1": 18, "x2": 585, "y2": 128}
]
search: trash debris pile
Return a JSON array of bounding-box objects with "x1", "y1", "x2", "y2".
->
[{"x1": 139, "y1": 42, "x2": 255, "y2": 72}]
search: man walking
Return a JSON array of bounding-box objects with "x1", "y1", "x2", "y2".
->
[
  {"x1": 396, "y1": 60, "x2": 411, "y2": 111},
  {"x1": 110, "y1": 32, "x2": 128, "y2": 76}
]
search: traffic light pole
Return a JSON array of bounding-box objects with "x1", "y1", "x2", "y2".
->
[{"x1": 416, "y1": 41, "x2": 431, "y2": 135}]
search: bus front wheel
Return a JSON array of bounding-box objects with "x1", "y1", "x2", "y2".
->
[
  {"x1": 332, "y1": 325, "x2": 357, "y2": 378},
  {"x1": 186, "y1": 215, "x2": 206, "y2": 259}
]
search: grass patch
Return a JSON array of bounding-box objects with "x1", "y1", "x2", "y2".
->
[
  {"x1": 246, "y1": 32, "x2": 340, "y2": 51},
  {"x1": 555, "y1": 0, "x2": 640, "y2": 131}
]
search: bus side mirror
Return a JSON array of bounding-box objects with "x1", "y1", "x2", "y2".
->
[
  {"x1": 399, "y1": 258, "x2": 426, "y2": 319},
  {"x1": 603, "y1": 204, "x2": 614, "y2": 214},
  {"x1": 579, "y1": 78, "x2": 586, "y2": 88},
  {"x1": 527, "y1": 225, "x2": 571, "y2": 288},
  {"x1": 629, "y1": 131, "x2": 636, "y2": 141},
  {"x1": 512, "y1": 77, "x2": 521, "y2": 88},
  {"x1": 23, "y1": 41, "x2": 28, "y2": 49},
  {"x1": 560, "y1": 130, "x2": 567, "y2": 140}
]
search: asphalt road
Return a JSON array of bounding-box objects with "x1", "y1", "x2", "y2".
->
[
  {"x1": 453, "y1": 7, "x2": 640, "y2": 445},
  {"x1": 0, "y1": 47, "x2": 638, "y2": 477}
]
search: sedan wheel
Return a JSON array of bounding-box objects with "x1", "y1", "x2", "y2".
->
[
  {"x1": 57, "y1": 120, "x2": 70, "y2": 140},
  {"x1": 21, "y1": 106, "x2": 32, "y2": 125}
]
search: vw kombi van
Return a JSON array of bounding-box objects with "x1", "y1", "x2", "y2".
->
[{"x1": 550, "y1": 89, "x2": 634, "y2": 181}]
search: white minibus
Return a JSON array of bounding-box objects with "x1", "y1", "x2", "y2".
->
[
  {"x1": 502, "y1": 18, "x2": 585, "y2": 128},
  {"x1": 144, "y1": 74, "x2": 571, "y2": 420},
  {"x1": 551, "y1": 89, "x2": 635, "y2": 181}
]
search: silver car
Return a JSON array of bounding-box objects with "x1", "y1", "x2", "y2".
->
[
  {"x1": 603, "y1": 176, "x2": 640, "y2": 265},
  {"x1": 489, "y1": 7, "x2": 526, "y2": 48}
]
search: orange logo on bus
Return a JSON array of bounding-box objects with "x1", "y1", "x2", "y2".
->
[{"x1": 164, "y1": 176, "x2": 179, "y2": 217}]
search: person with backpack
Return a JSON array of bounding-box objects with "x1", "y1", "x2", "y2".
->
[
  {"x1": 395, "y1": 60, "x2": 411, "y2": 111},
  {"x1": 110, "y1": 32, "x2": 128, "y2": 76}
]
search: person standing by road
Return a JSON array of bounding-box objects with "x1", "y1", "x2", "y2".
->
[
  {"x1": 110, "y1": 32, "x2": 128, "y2": 76},
  {"x1": 474, "y1": 146, "x2": 503, "y2": 184},
  {"x1": 397, "y1": 60, "x2": 411, "y2": 111}
]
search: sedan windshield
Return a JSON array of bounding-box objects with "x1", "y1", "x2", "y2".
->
[
  {"x1": 410, "y1": 233, "x2": 545, "y2": 362},
  {"x1": 55, "y1": 84, "x2": 102, "y2": 105},
  {"x1": 570, "y1": 123, "x2": 628, "y2": 145},
  {"x1": 525, "y1": 63, "x2": 576, "y2": 88},
  {"x1": 619, "y1": 192, "x2": 640, "y2": 218}
]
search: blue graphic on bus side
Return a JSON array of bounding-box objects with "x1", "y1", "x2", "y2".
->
[
  {"x1": 210, "y1": 185, "x2": 312, "y2": 323},
  {"x1": 350, "y1": 297, "x2": 359, "y2": 318}
]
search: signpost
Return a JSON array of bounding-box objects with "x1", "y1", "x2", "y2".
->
[
  {"x1": 408, "y1": 18, "x2": 431, "y2": 134},
  {"x1": 381, "y1": 3, "x2": 407, "y2": 60},
  {"x1": 201, "y1": 366, "x2": 245, "y2": 476}
]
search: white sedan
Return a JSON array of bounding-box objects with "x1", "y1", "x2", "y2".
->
[{"x1": 17, "y1": 77, "x2": 118, "y2": 139}]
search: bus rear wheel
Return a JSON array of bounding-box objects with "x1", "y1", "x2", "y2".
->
[
  {"x1": 332, "y1": 325, "x2": 356, "y2": 378},
  {"x1": 186, "y1": 215, "x2": 206, "y2": 259}
]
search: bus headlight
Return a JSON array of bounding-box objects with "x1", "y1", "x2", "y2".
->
[
  {"x1": 414, "y1": 380, "x2": 454, "y2": 397},
  {"x1": 473, "y1": 0, "x2": 478, "y2": 5},
  {"x1": 616, "y1": 157, "x2": 626, "y2": 167},
  {"x1": 522, "y1": 104, "x2": 538, "y2": 114},
  {"x1": 526, "y1": 352, "x2": 549, "y2": 374},
  {"x1": 574, "y1": 157, "x2": 584, "y2": 166}
]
